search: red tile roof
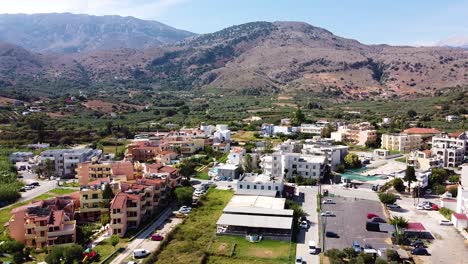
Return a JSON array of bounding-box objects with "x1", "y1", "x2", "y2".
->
[
  {"x1": 406, "y1": 222, "x2": 426, "y2": 231},
  {"x1": 453, "y1": 213, "x2": 468, "y2": 220},
  {"x1": 110, "y1": 193, "x2": 127, "y2": 209},
  {"x1": 421, "y1": 150, "x2": 432, "y2": 156},
  {"x1": 448, "y1": 131, "x2": 464, "y2": 138},
  {"x1": 403, "y1": 128, "x2": 441, "y2": 134}
]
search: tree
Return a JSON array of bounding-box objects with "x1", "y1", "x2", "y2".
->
[
  {"x1": 448, "y1": 175, "x2": 460, "y2": 183},
  {"x1": 404, "y1": 166, "x2": 416, "y2": 191},
  {"x1": 375, "y1": 258, "x2": 389, "y2": 264},
  {"x1": 407, "y1": 109, "x2": 417, "y2": 118},
  {"x1": 110, "y1": 235, "x2": 120, "y2": 248},
  {"x1": 175, "y1": 186, "x2": 194, "y2": 205},
  {"x1": 386, "y1": 249, "x2": 400, "y2": 262},
  {"x1": 378, "y1": 192, "x2": 397, "y2": 204},
  {"x1": 388, "y1": 216, "x2": 408, "y2": 228},
  {"x1": 342, "y1": 247, "x2": 356, "y2": 259},
  {"x1": 46, "y1": 244, "x2": 83, "y2": 264},
  {"x1": 392, "y1": 178, "x2": 405, "y2": 193},
  {"x1": 102, "y1": 183, "x2": 115, "y2": 200},
  {"x1": 179, "y1": 160, "x2": 197, "y2": 180},
  {"x1": 43, "y1": 158, "x2": 55, "y2": 177},
  {"x1": 344, "y1": 153, "x2": 361, "y2": 169},
  {"x1": 430, "y1": 168, "x2": 449, "y2": 186},
  {"x1": 321, "y1": 123, "x2": 335, "y2": 138},
  {"x1": 243, "y1": 154, "x2": 253, "y2": 173},
  {"x1": 101, "y1": 213, "x2": 110, "y2": 226},
  {"x1": 291, "y1": 108, "x2": 305, "y2": 126},
  {"x1": 335, "y1": 164, "x2": 346, "y2": 173}
]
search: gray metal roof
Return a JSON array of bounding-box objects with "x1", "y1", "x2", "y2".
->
[
  {"x1": 217, "y1": 213, "x2": 293, "y2": 230},
  {"x1": 223, "y1": 206, "x2": 294, "y2": 216}
]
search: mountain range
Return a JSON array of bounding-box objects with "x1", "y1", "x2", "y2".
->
[{"x1": 0, "y1": 14, "x2": 467, "y2": 100}]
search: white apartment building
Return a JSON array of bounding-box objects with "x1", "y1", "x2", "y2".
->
[
  {"x1": 302, "y1": 138, "x2": 349, "y2": 170},
  {"x1": 39, "y1": 148, "x2": 102, "y2": 177},
  {"x1": 432, "y1": 132, "x2": 467, "y2": 168},
  {"x1": 271, "y1": 151, "x2": 326, "y2": 179},
  {"x1": 452, "y1": 165, "x2": 468, "y2": 230},
  {"x1": 236, "y1": 173, "x2": 284, "y2": 196},
  {"x1": 381, "y1": 134, "x2": 422, "y2": 153},
  {"x1": 214, "y1": 125, "x2": 231, "y2": 143},
  {"x1": 300, "y1": 123, "x2": 325, "y2": 134},
  {"x1": 228, "y1": 147, "x2": 246, "y2": 165},
  {"x1": 406, "y1": 150, "x2": 443, "y2": 171}
]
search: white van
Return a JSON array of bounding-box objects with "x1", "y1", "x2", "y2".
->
[
  {"x1": 133, "y1": 248, "x2": 150, "y2": 258},
  {"x1": 308, "y1": 240, "x2": 317, "y2": 254}
]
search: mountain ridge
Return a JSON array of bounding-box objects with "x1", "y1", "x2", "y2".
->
[
  {"x1": 0, "y1": 13, "x2": 195, "y2": 53},
  {"x1": 0, "y1": 20, "x2": 467, "y2": 100}
]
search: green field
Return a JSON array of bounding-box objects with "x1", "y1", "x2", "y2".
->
[{"x1": 195, "y1": 171, "x2": 210, "y2": 180}]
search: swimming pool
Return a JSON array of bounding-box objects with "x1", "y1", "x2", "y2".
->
[{"x1": 339, "y1": 168, "x2": 381, "y2": 181}]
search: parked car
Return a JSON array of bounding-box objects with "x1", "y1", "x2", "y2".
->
[
  {"x1": 387, "y1": 203, "x2": 400, "y2": 209},
  {"x1": 295, "y1": 256, "x2": 303, "y2": 264},
  {"x1": 300, "y1": 216, "x2": 307, "y2": 222},
  {"x1": 416, "y1": 204, "x2": 425, "y2": 210},
  {"x1": 352, "y1": 241, "x2": 362, "y2": 253},
  {"x1": 300, "y1": 221, "x2": 308, "y2": 229},
  {"x1": 29, "y1": 182, "x2": 40, "y2": 186},
  {"x1": 323, "y1": 199, "x2": 334, "y2": 204},
  {"x1": 133, "y1": 249, "x2": 150, "y2": 258},
  {"x1": 439, "y1": 220, "x2": 453, "y2": 226},
  {"x1": 410, "y1": 240, "x2": 425, "y2": 248},
  {"x1": 151, "y1": 233, "x2": 164, "y2": 241},
  {"x1": 423, "y1": 204, "x2": 433, "y2": 210},
  {"x1": 320, "y1": 211, "x2": 335, "y2": 217},
  {"x1": 431, "y1": 204, "x2": 440, "y2": 210},
  {"x1": 308, "y1": 240, "x2": 317, "y2": 254},
  {"x1": 366, "y1": 213, "x2": 379, "y2": 219},
  {"x1": 325, "y1": 231, "x2": 339, "y2": 238},
  {"x1": 19, "y1": 187, "x2": 27, "y2": 192},
  {"x1": 411, "y1": 247, "x2": 430, "y2": 255},
  {"x1": 370, "y1": 217, "x2": 387, "y2": 223},
  {"x1": 364, "y1": 243, "x2": 373, "y2": 249}
]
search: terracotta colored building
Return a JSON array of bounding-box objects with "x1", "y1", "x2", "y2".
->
[{"x1": 7, "y1": 196, "x2": 77, "y2": 249}]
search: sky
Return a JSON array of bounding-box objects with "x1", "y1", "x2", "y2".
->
[{"x1": 1, "y1": 0, "x2": 467, "y2": 46}]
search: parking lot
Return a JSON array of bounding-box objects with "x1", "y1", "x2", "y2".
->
[{"x1": 322, "y1": 196, "x2": 391, "y2": 251}]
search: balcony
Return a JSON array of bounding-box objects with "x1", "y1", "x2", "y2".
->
[
  {"x1": 35, "y1": 225, "x2": 48, "y2": 231},
  {"x1": 48, "y1": 222, "x2": 75, "y2": 237},
  {"x1": 25, "y1": 233, "x2": 36, "y2": 239}
]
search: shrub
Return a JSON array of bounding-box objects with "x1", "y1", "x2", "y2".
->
[
  {"x1": 344, "y1": 153, "x2": 361, "y2": 169},
  {"x1": 378, "y1": 192, "x2": 397, "y2": 204},
  {"x1": 174, "y1": 186, "x2": 194, "y2": 206},
  {"x1": 439, "y1": 207, "x2": 453, "y2": 220},
  {"x1": 448, "y1": 186, "x2": 458, "y2": 197},
  {"x1": 448, "y1": 175, "x2": 460, "y2": 183},
  {"x1": 386, "y1": 249, "x2": 400, "y2": 261},
  {"x1": 392, "y1": 178, "x2": 405, "y2": 192}
]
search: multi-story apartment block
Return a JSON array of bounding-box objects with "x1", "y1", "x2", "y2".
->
[
  {"x1": 432, "y1": 131, "x2": 468, "y2": 168},
  {"x1": 271, "y1": 151, "x2": 326, "y2": 179},
  {"x1": 77, "y1": 178, "x2": 120, "y2": 223},
  {"x1": 302, "y1": 138, "x2": 349, "y2": 170},
  {"x1": 109, "y1": 175, "x2": 172, "y2": 237},
  {"x1": 381, "y1": 134, "x2": 422, "y2": 153},
  {"x1": 76, "y1": 160, "x2": 134, "y2": 185},
  {"x1": 331, "y1": 122, "x2": 377, "y2": 146},
  {"x1": 39, "y1": 148, "x2": 102, "y2": 177},
  {"x1": 406, "y1": 150, "x2": 443, "y2": 171},
  {"x1": 300, "y1": 123, "x2": 326, "y2": 134},
  {"x1": 8, "y1": 197, "x2": 77, "y2": 249}
]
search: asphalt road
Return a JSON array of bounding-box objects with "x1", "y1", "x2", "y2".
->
[
  {"x1": 111, "y1": 206, "x2": 176, "y2": 264},
  {"x1": 296, "y1": 186, "x2": 320, "y2": 264}
]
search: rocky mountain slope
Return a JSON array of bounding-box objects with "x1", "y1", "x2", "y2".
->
[
  {"x1": 0, "y1": 13, "x2": 195, "y2": 53},
  {"x1": 0, "y1": 21, "x2": 467, "y2": 99}
]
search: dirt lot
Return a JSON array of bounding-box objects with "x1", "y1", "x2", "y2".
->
[{"x1": 82, "y1": 99, "x2": 144, "y2": 113}]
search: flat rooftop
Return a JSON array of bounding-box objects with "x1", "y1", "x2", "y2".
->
[
  {"x1": 226, "y1": 195, "x2": 286, "y2": 210},
  {"x1": 217, "y1": 163, "x2": 238, "y2": 170},
  {"x1": 240, "y1": 173, "x2": 282, "y2": 183},
  {"x1": 217, "y1": 214, "x2": 292, "y2": 229}
]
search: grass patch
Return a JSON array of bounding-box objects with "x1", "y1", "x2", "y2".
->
[
  {"x1": 216, "y1": 236, "x2": 293, "y2": 260},
  {"x1": 195, "y1": 171, "x2": 210, "y2": 180},
  {"x1": 439, "y1": 207, "x2": 454, "y2": 220},
  {"x1": 147, "y1": 189, "x2": 233, "y2": 264},
  {"x1": 218, "y1": 153, "x2": 229, "y2": 163},
  {"x1": 395, "y1": 157, "x2": 406, "y2": 163},
  {"x1": 94, "y1": 237, "x2": 127, "y2": 262}
]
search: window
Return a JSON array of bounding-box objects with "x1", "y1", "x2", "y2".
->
[
  {"x1": 268, "y1": 186, "x2": 271, "y2": 190},
  {"x1": 275, "y1": 186, "x2": 279, "y2": 191},
  {"x1": 261, "y1": 186, "x2": 264, "y2": 190},
  {"x1": 92, "y1": 194, "x2": 98, "y2": 199},
  {"x1": 247, "y1": 185, "x2": 250, "y2": 189},
  {"x1": 254, "y1": 185, "x2": 257, "y2": 189},
  {"x1": 239, "y1": 184, "x2": 243, "y2": 189},
  {"x1": 305, "y1": 172, "x2": 308, "y2": 176},
  {"x1": 306, "y1": 165, "x2": 309, "y2": 169}
]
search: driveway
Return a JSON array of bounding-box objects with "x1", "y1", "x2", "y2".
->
[
  {"x1": 321, "y1": 184, "x2": 380, "y2": 202},
  {"x1": 111, "y1": 206, "x2": 177, "y2": 264},
  {"x1": 389, "y1": 195, "x2": 467, "y2": 264},
  {"x1": 296, "y1": 186, "x2": 320, "y2": 264}
]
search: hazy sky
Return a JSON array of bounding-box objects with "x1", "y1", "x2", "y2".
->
[{"x1": 1, "y1": 0, "x2": 467, "y2": 46}]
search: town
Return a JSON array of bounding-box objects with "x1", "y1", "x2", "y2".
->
[{"x1": 1, "y1": 117, "x2": 467, "y2": 264}]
